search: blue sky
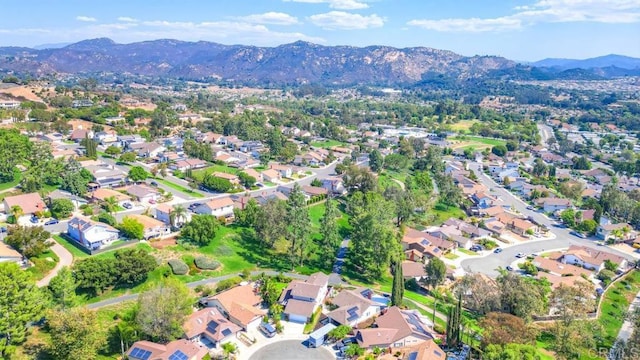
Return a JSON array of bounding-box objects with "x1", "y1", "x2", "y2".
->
[{"x1": 1, "y1": 0, "x2": 639, "y2": 60}]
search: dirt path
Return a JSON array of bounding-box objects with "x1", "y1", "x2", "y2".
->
[{"x1": 37, "y1": 240, "x2": 73, "y2": 287}]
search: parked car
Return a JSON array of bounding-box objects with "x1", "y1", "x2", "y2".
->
[
  {"x1": 470, "y1": 245, "x2": 484, "y2": 252},
  {"x1": 494, "y1": 248, "x2": 503, "y2": 254},
  {"x1": 506, "y1": 265, "x2": 514, "y2": 271},
  {"x1": 150, "y1": 181, "x2": 158, "y2": 187},
  {"x1": 30, "y1": 216, "x2": 38, "y2": 224},
  {"x1": 526, "y1": 205, "x2": 534, "y2": 210},
  {"x1": 259, "y1": 322, "x2": 276, "y2": 338},
  {"x1": 516, "y1": 252, "x2": 526, "y2": 258},
  {"x1": 0, "y1": 227, "x2": 6, "y2": 233},
  {"x1": 188, "y1": 203, "x2": 202, "y2": 211},
  {"x1": 256, "y1": 183, "x2": 264, "y2": 188},
  {"x1": 570, "y1": 230, "x2": 587, "y2": 239},
  {"x1": 123, "y1": 202, "x2": 133, "y2": 209},
  {"x1": 44, "y1": 218, "x2": 59, "y2": 226},
  {"x1": 149, "y1": 199, "x2": 156, "y2": 204}
]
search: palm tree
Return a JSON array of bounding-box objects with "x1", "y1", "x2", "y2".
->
[
  {"x1": 102, "y1": 196, "x2": 119, "y2": 214},
  {"x1": 431, "y1": 287, "x2": 444, "y2": 325},
  {"x1": 169, "y1": 205, "x2": 187, "y2": 228},
  {"x1": 10, "y1": 205, "x2": 23, "y2": 222}
]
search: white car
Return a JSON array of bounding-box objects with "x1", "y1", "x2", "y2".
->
[{"x1": 516, "y1": 252, "x2": 526, "y2": 258}]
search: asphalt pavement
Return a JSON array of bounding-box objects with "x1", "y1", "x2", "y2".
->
[{"x1": 460, "y1": 162, "x2": 636, "y2": 277}]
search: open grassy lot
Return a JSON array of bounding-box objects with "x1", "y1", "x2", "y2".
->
[
  {"x1": 598, "y1": 269, "x2": 640, "y2": 348},
  {"x1": 191, "y1": 164, "x2": 239, "y2": 181},
  {"x1": 449, "y1": 135, "x2": 506, "y2": 151},
  {"x1": 26, "y1": 248, "x2": 59, "y2": 280},
  {"x1": 155, "y1": 178, "x2": 204, "y2": 198},
  {"x1": 450, "y1": 119, "x2": 479, "y2": 133},
  {"x1": 311, "y1": 139, "x2": 344, "y2": 148}
]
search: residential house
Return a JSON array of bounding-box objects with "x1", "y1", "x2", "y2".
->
[
  {"x1": 118, "y1": 135, "x2": 145, "y2": 149},
  {"x1": 211, "y1": 172, "x2": 240, "y2": 186},
  {"x1": 0, "y1": 241, "x2": 24, "y2": 264},
  {"x1": 69, "y1": 128, "x2": 93, "y2": 142},
  {"x1": 126, "y1": 340, "x2": 207, "y2": 360},
  {"x1": 507, "y1": 218, "x2": 537, "y2": 236},
  {"x1": 326, "y1": 287, "x2": 385, "y2": 327},
  {"x1": 126, "y1": 214, "x2": 170, "y2": 240},
  {"x1": 295, "y1": 151, "x2": 325, "y2": 166},
  {"x1": 302, "y1": 185, "x2": 328, "y2": 198},
  {"x1": 91, "y1": 188, "x2": 130, "y2": 205},
  {"x1": 535, "y1": 197, "x2": 572, "y2": 213},
  {"x1": 182, "y1": 308, "x2": 241, "y2": 348},
  {"x1": 125, "y1": 184, "x2": 160, "y2": 204},
  {"x1": 560, "y1": 245, "x2": 628, "y2": 271},
  {"x1": 199, "y1": 132, "x2": 225, "y2": 144},
  {"x1": 401, "y1": 261, "x2": 427, "y2": 281},
  {"x1": 67, "y1": 216, "x2": 120, "y2": 251},
  {"x1": 443, "y1": 218, "x2": 491, "y2": 239},
  {"x1": 194, "y1": 197, "x2": 235, "y2": 221},
  {"x1": 93, "y1": 131, "x2": 118, "y2": 146},
  {"x1": 3, "y1": 193, "x2": 47, "y2": 224},
  {"x1": 269, "y1": 164, "x2": 293, "y2": 178},
  {"x1": 155, "y1": 203, "x2": 190, "y2": 228},
  {"x1": 355, "y1": 306, "x2": 435, "y2": 349},
  {"x1": 596, "y1": 223, "x2": 636, "y2": 242},
  {"x1": 241, "y1": 168, "x2": 263, "y2": 183},
  {"x1": 203, "y1": 284, "x2": 265, "y2": 331},
  {"x1": 261, "y1": 169, "x2": 281, "y2": 183},
  {"x1": 84, "y1": 163, "x2": 127, "y2": 188},
  {"x1": 378, "y1": 340, "x2": 446, "y2": 360},
  {"x1": 532, "y1": 256, "x2": 593, "y2": 278},
  {"x1": 279, "y1": 272, "x2": 329, "y2": 323},
  {"x1": 171, "y1": 158, "x2": 207, "y2": 172},
  {"x1": 322, "y1": 176, "x2": 346, "y2": 195},
  {"x1": 471, "y1": 191, "x2": 496, "y2": 209},
  {"x1": 401, "y1": 228, "x2": 455, "y2": 261}
]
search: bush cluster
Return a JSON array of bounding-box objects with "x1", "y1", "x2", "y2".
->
[{"x1": 168, "y1": 259, "x2": 189, "y2": 275}]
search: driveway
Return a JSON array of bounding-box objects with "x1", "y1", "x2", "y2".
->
[
  {"x1": 460, "y1": 162, "x2": 637, "y2": 277},
  {"x1": 37, "y1": 240, "x2": 73, "y2": 287},
  {"x1": 245, "y1": 339, "x2": 334, "y2": 360}
]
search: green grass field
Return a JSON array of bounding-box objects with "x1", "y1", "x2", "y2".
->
[
  {"x1": 191, "y1": 164, "x2": 239, "y2": 181},
  {"x1": 26, "y1": 248, "x2": 60, "y2": 280},
  {"x1": 310, "y1": 140, "x2": 344, "y2": 148},
  {"x1": 598, "y1": 269, "x2": 640, "y2": 348},
  {"x1": 155, "y1": 178, "x2": 204, "y2": 198},
  {"x1": 450, "y1": 135, "x2": 507, "y2": 151},
  {"x1": 449, "y1": 120, "x2": 479, "y2": 132}
]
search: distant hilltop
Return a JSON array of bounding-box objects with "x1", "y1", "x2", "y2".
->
[{"x1": 0, "y1": 38, "x2": 638, "y2": 85}]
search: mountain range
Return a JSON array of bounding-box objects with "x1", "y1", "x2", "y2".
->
[
  {"x1": 531, "y1": 54, "x2": 640, "y2": 70},
  {"x1": 0, "y1": 38, "x2": 638, "y2": 86}
]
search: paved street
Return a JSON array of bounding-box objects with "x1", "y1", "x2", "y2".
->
[{"x1": 460, "y1": 162, "x2": 636, "y2": 277}]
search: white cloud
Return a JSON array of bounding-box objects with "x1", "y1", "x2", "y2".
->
[
  {"x1": 237, "y1": 12, "x2": 300, "y2": 25},
  {"x1": 76, "y1": 16, "x2": 97, "y2": 22},
  {"x1": 283, "y1": 0, "x2": 369, "y2": 10},
  {"x1": 309, "y1": 11, "x2": 384, "y2": 30},
  {"x1": 408, "y1": 0, "x2": 640, "y2": 32},
  {"x1": 117, "y1": 17, "x2": 138, "y2": 23}
]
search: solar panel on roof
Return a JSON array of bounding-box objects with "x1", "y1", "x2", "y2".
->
[
  {"x1": 221, "y1": 328, "x2": 233, "y2": 337},
  {"x1": 421, "y1": 239, "x2": 431, "y2": 246},
  {"x1": 129, "y1": 348, "x2": 152, "y2": 360},
  {"x1": 346, "y1": 307, "x2": 359, "y2": 322},
  {"x1": 168, "y1": 350, "x2": 188, "y2": 360},
  {"x1": 207, "y1": 321, "x2": 219, "y2": 332}
]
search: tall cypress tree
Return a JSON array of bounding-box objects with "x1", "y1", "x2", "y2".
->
[
  {"x1": 446, "y1": 292, "x2": 462, "y2": 349},
  {"x1": 391, "y1": 259, "x2": 404, "y2": 307}
]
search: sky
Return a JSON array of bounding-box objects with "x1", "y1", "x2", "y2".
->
[{"x1": 1, "y1": 0, "x2": 639, "y2": 61}]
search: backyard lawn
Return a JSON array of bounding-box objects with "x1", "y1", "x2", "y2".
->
[
  {"x1": 0, "y1": 169, "x2": 22, "y2": 191},
  {"x1": 450, "y1": 135, "x2": 506, "y2": 151},
  {"x1": 310, "y1": 139, "x2": 344, "y2": 148},
  {"x1": 155, "y1": 178, "x2": 204, "y2": 198},
  {"x1": 191, "y1": 164, "x2": 239, "y2": 181}
]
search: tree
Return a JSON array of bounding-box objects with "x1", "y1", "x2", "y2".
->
[
  {"x1": 343, "y1": 165, "x2": 377, "y2": 194},
  {"x1": 484, "y1": 344, "x2": 541, "y2": 360},
  {"x1": 254, "y1": 199, "x2": 288, "y2": 248},
  {"x1": 48, "y1": 266, "x2": 77, "y2": 309},
  {"x1": 479, "y1": 312, "x2": 536, "y2": 347},
  {"x1": 424, "y1": 257, "x2": 446, "y2": 290},
  {"x1": 576, "y1": 219, "x2": 598, "y2": 235},
  {"x1": 0, "y1": 263, "x2": 45, "y2": 357},
  {"x1": 560, "y1": 209, "x2": 577, "y2": 228},
  {"x1": 491, "y1": 144, "x2": 508, "y2": 157},
  {"x1": 81, "y1": 134, "x2": 98, "y2": 159},
  {"x1": 221, "y1": 342, "x2": 238, "y2": 359},
  {"x1": 259, "y1": 277, "x2": 280, "y2": 307},
  {"x1": 50, "y1": 198, "x2": 74, "y2": 218},
  {"x1": 104, "y1": 145, "x2": 122, "y2": 156},
  {"x1": 347, "y1": 192, "x2": 397, "y2": 279},
  {"x1": 73, "y1": 257, "x2": 117, "y2": 296},
  {"x1": 9, "y1": 205, "x2": 23, "y2": 222},
  {"x1": 287, "y1": 184, "x2": 310, "y2": 267},
  {"x1": 114, "y1": 248, "x2": 157, "y2": 285},
  {"x1": 0, "y1": 129, "x2": 31, "y2": 182},
  {"x1": 238, "y1": 171, "x2": 257, "y2": 188},
  {"x1": 572, "y1": 156, "x2": 592, "y2": 170},
  {"x1": 119, "y1": 217, "x2": 144, "y2": 240},
  {"x1": 119, "y1": 152, "x2": 136, "y2": 163},
  {"x1": 344, "y1": 343, "x2": 364, "y2": 358},
  {"x1": 5, "y1": 225, "x2": 52, "y2": 258},
  {"x1": 318, "y1": 199, "x2": 342, "y2": 269},
  {"x1": 169, "y1": 204, "x2": 188, "y2": 228},
  {"x1": 47, "y1": 308, "x2": 106, "y2": 360},
  {"x1": 368, "y1": 149, "x2": 384, "y2": 172},
  {"x1": 235, "y1": 198, "x2": 260, "y2": 228},
  {"x1": 96, "y1": 212, "x2": 117, "y2": 226},
  {"x1": 457, "y1": 273, "x2": 502, "y2": 315},
  {"x1": 180, "y1": 214, "x2": 220, "y2": 246},
  {"x1": 327, "y1": 325, "x2": 351, "y2": 341},
  {"x1": 498, "y1": 273, "x2": 548, "y2": 321},
  {"x1": 60, "y1": 158, "x2": 89, "y2": 196},
  {"x1": 446, "y1": 293, "x2": 462, "y2": 348},
  {"x1": 311, "y1": 178, "x2": 322, "y2": 187},
  {"x1": 551, "y1": 283, "x2": 597, "y2": 358},
  {"x1": 128, "y1": 166, "x2": 149, "y2": 182},
  {"x1": 135, "y1": 279, "x2": 192, "y2": 343},
  {"x1": 202, "y1": 175, "x2": 233, "y2": 192},
  {"x1": 383, "y1": 153, "x2": 409, "y2": 171},
  {"x1": 391, "y1": 259, "x2": 404, "y2": 306}
]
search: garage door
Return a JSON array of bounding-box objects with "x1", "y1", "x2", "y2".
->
[{"x1": 288, "y1": 314, "x2": 307, "y2": 324}]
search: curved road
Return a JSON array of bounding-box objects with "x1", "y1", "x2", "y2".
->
[
  {"x1": 37, "y1": 240, "x2": 73, "y2": 287},
  {"x1": 461, "y1": 162, "x2": 636, "y2": 277}
]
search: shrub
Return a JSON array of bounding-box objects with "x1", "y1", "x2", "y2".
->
[
  {"x1": 168, "y1": 259, "x2": 189, "y2": 275},
  {"x1": 194, "y1": 256, "x2": 221, "y2": 270},
  {"x1": 215, "y1": 276, "x2": 242, "y2": 292}
]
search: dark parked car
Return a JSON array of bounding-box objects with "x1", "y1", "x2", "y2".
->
[
  {"x1": 30, "y1": 216, "x2": 38, "y2": 224},
  {"x1": 506, "y1": 265, "x2": 514, "y2": 271},
  {"x1": 44, "y1": 218, "x2": 59, "y2": 225},
  {"x1": 123, "y1": 202, "x2": 133, "y2": 209},
  {"x1": 150, "y1": 181, "x2": 158, "y2": 187},
  {"x1": 570, "y1": 230, "x2": 587, "y2": 239},
  {"x1": 494, "y1": 248, "x2": 503, "y2": 254},
  {"x1": 0, "y1": 227, "x2": 6, "y2": 233}
]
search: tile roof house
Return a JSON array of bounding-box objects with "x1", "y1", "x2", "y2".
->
[
  {"x1": 279, "y1": 272, "x2": 329, "y2": 323},
  {"x1": 402, "y1": 228, "x2": 455, "y2": 261},
  {"x1": 269, "y1": 164, "x2": 293, "y2": 178},
  {"x1": 596, "y1": 223, "x2": 636, "y2": 242},
  {"x1": 536, "y1": 272, "x2": 595, "y2": 291},
  {"x1": 261, "y1": 169, "x2": 281, "y2": 182},
  {"x1": 326, "y1": 287, "x2": 387, "y2": 327},
  {"x1": 91, "y1": 188, "x2": 130, "y2": 204},
  {"x1": 125, "y1": 184, "x2": 160, "y2": 204},
  {"x1": 532, "y1": 256, "x2": 593, "y2": 277},
  {"x1": 194, "y1": 197, "x2": 235, "y2": 221},
  {"x1": 535, "y1": 197, "x2": 572, "y2": 213},
  {"x1": 125, "y1": 214, "x2": 170, "y2": 240},
  {"x1": 211, "y1": 172, "x2": 240, "y2": 185},
  {"x1": 355, "y1": 306, "x2": 435, "y2": 349},
  {"x1": 401, "y1": 261, "x2": 427, "y2": 281},
  {"x1": 155, "y1": 203, "x2": 191, "y2": 227},
  {"x1": 0, "y1": 241, "x2": 24, "y2": 264},
  {"x1": 3, "y1": 193, "x2": 47, "y2": 225},
  {"x1": 67, "y1": 216, "x2": 120, "y2": 251},
  {"x1": 203, "y1": 284, "x2": 265, "y2": 330},
  {"x1": 182, "y1": 308, "x2": 241, "y2": 348},
  {"x1": 378, "y1": 340, "x2": 446, "y2": 360},
  {"x1": 560, "y1": 245, "x2": 628, "y2": 271},
  {"x1": 126, "y1": 339, "x2": 208, "y2": 360}
]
